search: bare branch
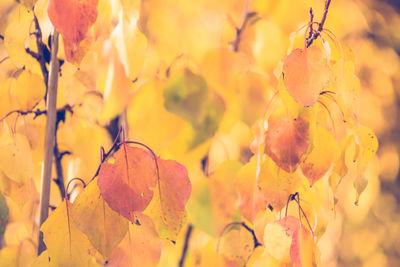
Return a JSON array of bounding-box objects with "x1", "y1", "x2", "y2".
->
[
  {"x1": 38, "y1": 28, "x2": 60, "y2": 256},
  {"x1": 306, "y1": 0, "x2": 332, "y2": 48},
  {"x1": 178, "y1": 224, "x2": 193, "y2": 267}
]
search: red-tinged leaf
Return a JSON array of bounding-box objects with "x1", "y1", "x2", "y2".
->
[
  {"x1": 48, "y1": 0, "x2": 98, "y2": 62},
  {"x1": 62, "y1": 34, "x2": 92, "y2": 64},
  {"x1": 290, "y1": 224, "x2": 318, "y2": 267},
  {"x1": 277, "y1": 216, "x2": 318, "y2": 267},
  {"x1": 72, "y1": 178, "x2": 129, "y2": 258},
  {"x1": 282, "y1": 46, "x2": 331, "y2": 106},
  {"x1": 107, "y1": 214, "x2": 162, "y2": 267},
  {"x1": 145, "y1": 158, "x2": 191, "y2": 240},
  {"x1": 97, "y1": 145, "x2": 157, "y2": 222},
  {"x1": 48, "y1": 0, "x2": 98, "y2": 45},
  {"x1": 265, "y1": 114, "x2": 310, "y2": 173}
]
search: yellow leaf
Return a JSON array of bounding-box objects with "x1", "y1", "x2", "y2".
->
[
  {"x1": 0, "y1": 133, "x2": 34, "y2": 185},
  {"x1": 72, "y1": 178, "x2": 129, "y2": 258},
  {"x1": 301, "y1": 126, "x2": 339, "y2": 186},
  {"x1": 263, "y1": 222, "x2": 292, "y2": 262},
  {"x1": 41, "y1": 201, "x2": 95, "y2": 266}
]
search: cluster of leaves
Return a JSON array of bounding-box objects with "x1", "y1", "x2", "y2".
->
[{"x1": 0, "y1": 0, "x2": 383, "y2": 266}]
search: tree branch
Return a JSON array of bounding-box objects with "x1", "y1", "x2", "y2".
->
[
  {"x1": 306, "y1": 0, "x2": 332, "y2": 48},
  {"x1": 231, "y1": 0, "x2": 258, "y2": 52},
  {"x1": 30, "y1": 12, "x2": 49, "y2": 99},
  {"x1": 178, "y1": 224, "x2": 193, "y2": 267},
  {"x1": 37, "y1": 28, "x2": 60, "y2": 256}
]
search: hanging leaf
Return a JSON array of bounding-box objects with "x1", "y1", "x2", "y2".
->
[
  {"x1": 265, "y1": 113, "x2": 310, "y2": 173},
  {"x1": 144, "y1": 158, "x2": 191, "y2": 240},
  {"x1": 282, "y1": 46, "x2": 331, "y2": 106},
  {"x1": 107, "y1": 214, "x2": 162, "y2": 267},
  {"x1": 0, "y1": 133, "x2": 34, "y2": 185},
  {"x1": 301, "y1": 126, "x2": 339, "y2": 186},
  {"x1": 258, "y1": 157, "x2": 301, "y2": 211},
  {"x1": 41, "y1": 201, "x2": 95, "y2": 266},
  {"x1": 48, "y1": 0, "x2": 99, "y2": 62},
  {"x1": 97, "y1": 145, "x2": 157, "y2": 222},
  {"x1": 72, "y1": 178, "x2": 129, "y2": 258}
]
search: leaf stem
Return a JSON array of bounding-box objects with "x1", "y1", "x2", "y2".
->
[
  {"x1": 37, "y1": 28, "x2": 60, "y2": 256},
  {"x1": 306, "y1": 0, "x2": 332, "y2": 48},
  {"x1": 178, "y1": 224, "x2": 193, "y2": 267}
]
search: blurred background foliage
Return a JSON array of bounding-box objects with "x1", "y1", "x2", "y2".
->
[{"x1": 0, "y1": 0, "x2": 399, "y2": 266}]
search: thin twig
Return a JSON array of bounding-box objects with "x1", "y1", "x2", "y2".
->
[
  {"x1": 30, "y1": 12, "x2": 49, "y2": 99},
  {"x1": 0, "y1": 104, "x2": 74, "y2": 123},
  {"x1": 232, "y1": 0, "x2": 257, "y2": 52},
  {"x1": 306, "y1": 0, "x2": 332, "y2": 48},
  {"x1": 53, "y1": 141, "x2": 66, "y2": 199},
  {"x1": 37, "y1": 28, "x2": 60, "y2": 256},
  {"x1": 178, "y1": 224, "x2": 193, "y2": 267}
]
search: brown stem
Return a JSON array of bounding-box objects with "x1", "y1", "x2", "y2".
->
[
  {"x1": 31, "y1": 12, "x2": 49, "y2": 97},
  {"x1": 306, "y1": 0, "x2": 332, "y2": 48},
  {"x1": 178, "y1": 224, "x2": 193, "y2": 267},
  {"x1": 232, "y1": 0, "x2": 257, "y2": 52},
  {"x1": 53, "y1": 140, "x2": 66, "y2": 199},
  {"x1": 37, "y1": 28, "x2": 60, "y2": 256}
]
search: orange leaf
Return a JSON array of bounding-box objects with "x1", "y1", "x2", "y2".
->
[
  {"x1": 97, "y1": 145, "x2": 157, "y2": 221},
  {"x1": 265, "y1": 114, "x2": 310, "y2": 173},
  {"x1": 282, "y1": 46, "x2": 331, "y2": 106},
  {"x1": 277, "y1": 216, "x2": 318, "y2": 267},
  {"x1": 48, "y1": 0, "x2": 98, "y2": 61}
]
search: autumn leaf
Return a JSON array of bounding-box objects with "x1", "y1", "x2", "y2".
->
[
  {"x1": 97, "y1": 145, "x2": 157, "y2": 221},
  {"x1": 236, "y1": 159, "x2": 267, "y2": 222},
  {"x1": 144, "y1": 158, "x2": 191, "y2": 240},
  {"x1": 164, "y1": 68, "x2": 225, "y2": 147},
  {"x1": 282, "y1": 46, "x2": 331, "y2": 106},
  {"x1": 264, "y1": 216, "x2": 317, "y2": 266},
  {"x1": 301, "y1": 126, "x2": 339, "y2": 186},
  {"x1": 41, "y1": 200, "x2": 95, "y2": 266},
  {"x1": 72, "y1": 178, "x2": 129, "y2": 258},
  {"x1": 258, "y1": 157, "x2": 301, "y2": 211},
  {"x1": 48, "y1": 0, "x2": 99, "y2": 62},
  {"x1": 265, "y1": 113, "x2": 310, "y2": 173},
  {"x1": 0, "y1": 133, "x2": 34, "y2": 185},
  {"x1": 218, "y1": 224, "x2": 256, "y2": 266},
  {"x1": 107, "y1": 214, "x2": 162, "y2": 267}
]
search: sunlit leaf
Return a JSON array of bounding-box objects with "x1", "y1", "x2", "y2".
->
[
  {"x1": 301, "y1": 126, "x2": 339, "y2": 186},
  {"x1": 282, "y1": 46, "x2": 331, "y2": 106},
  {"x1": 72, "y1": 178, "x2": 129, "y2": 258},
  {"x1": 236, "y1": 158, "x2": 267, "y2": 222},
  {"x1": 0, "y1": 133, "x2": 34, "y2": 185},
  {"x1": 107, "y1": 214, "x2": 162, "y2": 267},
  {"x1": 97, "y1": 145, "x2": 157, "y2": 221},
  {"x1": 41, "y1": 201, "x2": 95, "y2": 266},
  {"x1": 258, "y1": 157, "x2": 301, "y2": 211},
  {"x1": 265, "y1": 113, "x2": 310, "y2": 173},
  {"x1": 218, "y1": 224, "x2": 255, "y2": 266},
  {"x1": 144, "y1": 158, "x2": 191, "y2": 240},
  {"x1": 48, "y1": 0, "x2": 98, "y2": 48}
]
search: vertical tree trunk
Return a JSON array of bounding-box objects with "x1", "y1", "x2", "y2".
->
[{"x1": 37, "y1": 28, "x2": 60, "y2": 255}]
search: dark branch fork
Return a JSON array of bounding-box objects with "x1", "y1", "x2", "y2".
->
[{"x1": 306, "y1": 0, "x2": 332, "y2": 48}]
